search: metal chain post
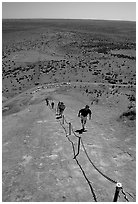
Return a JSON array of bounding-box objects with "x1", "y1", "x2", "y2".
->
[
  {"x1": 113, "y1": 182, "x2": 122, "y2": 202},
  {"x1": 73, "y1": 136, "x2": 81, "y2": 159},
  {"x1": 48, "y1": 99, "x2": 133, "y2": 202},
  {"x1": 69, "y1": 122, "x2": 71, "y2": 135},
  {"x1": 62, "y1": 115, "x2": 64, "y2": 124}
]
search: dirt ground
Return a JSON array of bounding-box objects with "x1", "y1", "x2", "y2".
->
[{"x1": 2, "y1": 85, "x2": 136, "y2": 202}]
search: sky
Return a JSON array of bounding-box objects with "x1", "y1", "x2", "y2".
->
[{"x1": 2, "y1": 1, "x2": 136, "y2": 21}]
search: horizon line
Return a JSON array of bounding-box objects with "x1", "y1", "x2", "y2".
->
[{"x1": 2, "y1": 18, "x2": 136, "y2": 22}]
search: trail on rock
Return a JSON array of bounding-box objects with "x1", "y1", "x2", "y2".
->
[{"x1": 2, "y1": 86, "x2": 136, "y2": 202}]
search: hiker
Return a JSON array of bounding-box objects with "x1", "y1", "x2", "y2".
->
[
  {"x1": 78, "y1": 105, "x2": 91, "y2": 131},
  {"x1": 51, "y1": 101, "x2": 54, "y2": 109},
  {"x1": 58, "y1": 102, "x2": 66, "y2": 117},
  {"x1": 56, "y1": 101, "x2": 61, "y2": 115},
  {"x1": 45, "y1": 98, "x2": 49, "y2": 106}
]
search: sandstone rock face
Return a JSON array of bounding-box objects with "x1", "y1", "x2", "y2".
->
[{"x1": 2, "y1": 19, "x2": 136, "y2": 202}]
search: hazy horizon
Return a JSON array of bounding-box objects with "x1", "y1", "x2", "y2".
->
[
  {"x1": 2, "y1": 2, "x2": 136, "y2": 22},
  {"x1": 2, "y1": 18, "x2": 136, "y2": 22}
]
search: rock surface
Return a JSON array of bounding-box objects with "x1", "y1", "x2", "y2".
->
[{"x1": 2, "y1": 86, "x2": 136, "y2": 202}]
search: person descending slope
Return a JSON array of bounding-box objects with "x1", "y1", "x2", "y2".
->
[{"x1": 78, "y1": 105, "x2": 91, "y2": 131}]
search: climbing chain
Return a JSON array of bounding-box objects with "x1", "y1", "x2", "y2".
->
[
  {"x1": 59, "y1": 119, "x2": 97, "y2": 201},
  {"x1": 64, "y1": 117, "x2": 70, "y2": 125},
  {"x1": 46, "y1": 100, "x2": 132, "y2": 202},
  {"x1": 80, "y1": 137, "x2": 117, "y2": 184},
  {"x1": 121, "y1": 188, "x2": 130, "y2": 202}
]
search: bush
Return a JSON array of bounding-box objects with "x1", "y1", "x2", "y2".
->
[
  {"x1": 120, "y1": 110, "x2": 136, "y2": 120},
  {"x1": 129, "y1": 94, "x2": 136, "y2": 102}
]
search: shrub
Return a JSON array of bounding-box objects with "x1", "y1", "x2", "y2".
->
[{"x1": 120, "y1": 110, "x2": 136, "y2": 120}]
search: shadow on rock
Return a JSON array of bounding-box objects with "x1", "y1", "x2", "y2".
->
[
  {"x1": 56, "y1": 115, "x2": 62, "y2": 119},
  {"x1": 75, "y1": 129, "x2": 87, "y2": 134}
]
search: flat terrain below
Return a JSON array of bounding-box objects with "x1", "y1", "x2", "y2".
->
[{"x1": 2, "y1": 85, "x2": 136, "y2": 202}]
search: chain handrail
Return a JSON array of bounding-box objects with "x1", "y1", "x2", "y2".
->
[
  {"x1": 46, "y1": 100, "x2": 134, "y2": 202},
  {"x1": 121, "y1": 188, "x2": 130, "y2": 202},
  {"x1": 59, "y1": 120, "x2": 97, "y2": 201},
  {"x1": 80, "y1": 137, "x2": 117, "y2": 184}
]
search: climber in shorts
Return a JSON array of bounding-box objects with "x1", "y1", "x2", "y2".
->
[{"x1": 78, "y1": 105, "x2": 91, "y2": 131}]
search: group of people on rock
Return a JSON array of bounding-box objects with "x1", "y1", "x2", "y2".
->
[
  {"x1": 45, "y1": 98, "x2": 66, "y2": 117},
  {"x1": 45, "y1": 98, "x2": 54, "y2": 109},
  {"x1": 45, "y1": 97, "x2": 92, "y2": 132}
]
